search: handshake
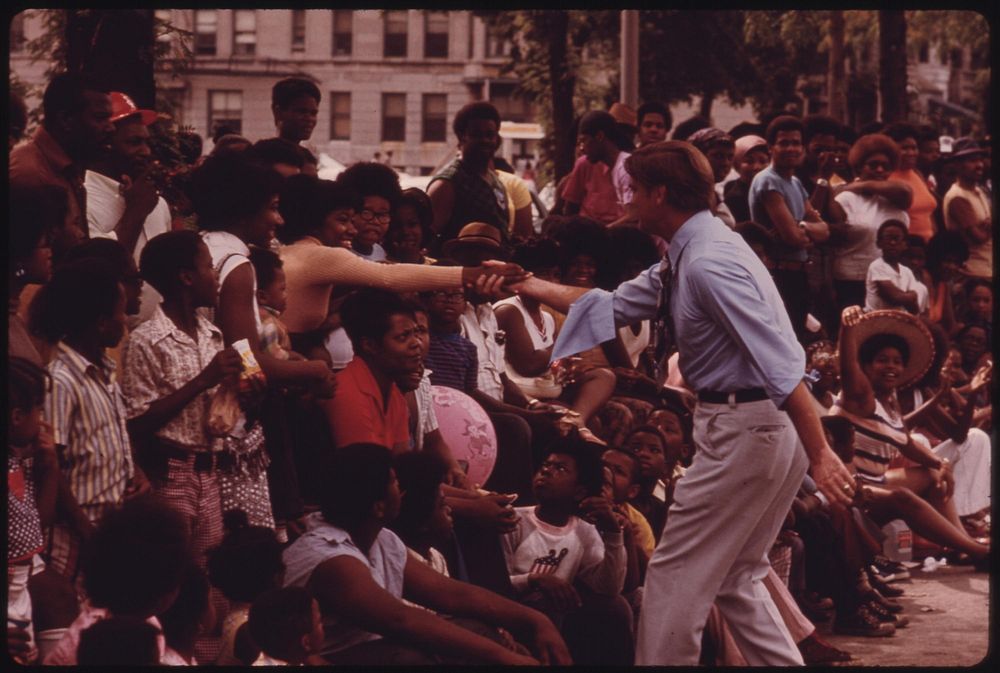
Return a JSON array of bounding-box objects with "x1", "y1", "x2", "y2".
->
[{"x1": 461, "y1": 260, "x2": 533, "y2": 297}]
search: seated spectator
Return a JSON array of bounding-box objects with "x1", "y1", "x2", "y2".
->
[
  {"x1": 833, "y1": 307, "x2": 989, "y2": 568},
  {"x1": 601, "y1": 447, "x2": 655, "y2": 565},
  {"x1": 43, "y1": 496, "x2": 192, "y2": 664},
  {"x1": 207, "y1": 509, "x2": 285, "y2": 665},
  {"x1": 493, "y1": 156, "x2": 535, "y2": 239},
  {"x1": 724, "y1": 135, "x2": 769, "y2": 223},
  {"x1": 325, "y1": 289, "x2": 419, "y2": 452},
  {"x1": 625, "y1": 421, "x2": 684, "y2": 541},
  {"x1": 75, "y1": 616, "x2": 161, "y2": 666},
  {"x1": 574, "y1": 110, "x2": 635, "y2": 228},
  {"x1": 248, "y1": 587, "x2": 326, "y2": 665},
  {"x1": 338, "y1": 162, "x2": 403, "y2": 261},
  {"x1": 495, "y1": 238, "x2": 616, "y2": 444},
  {"x1": 386, "y1": 188, "x2": 435, "y2": 265},
  {"x1": 864, "y1": 219, "x2": 928, "y2": 314},
  {"x1": 942, "y1": 138, "x2": 991, "y2": 280},
  {"x1": 924, "y1": 230, "x2": 970, "y2": 334},
  {"x1": 953, "y1": 322, "x2": 990, "y2": 379},
  {"x1": 7, "y1": 358, "x2": 59, "y2": 664},
  {"x1": 502, "y1": 436, "x2": 630, "y2": 665},
  {"x1": 421, "y1": 278, "x2": 536, "y2": 497},
  {"x1": 282, "y1": 443, "x2": 571, "y2": 664},
  {"x1": 388, "y1": 451, "x2": 455, "y2": 576},
  {"x1": 158, "y1": 565, "x2": 215, "y2": 665},
  {"x1": 804, "y1": 340, "x2": 840, "y2": 412}
]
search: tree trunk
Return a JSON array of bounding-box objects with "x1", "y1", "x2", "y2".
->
[
  {"x1": 66, "y1": 9, "x2": 156, "y2": 108},
  {"x1": 827, "y1": 10, "x2": 847, "y2": 123},
  {"x1": 699, "y1": 90, "x2": 715, "y2": 120},
  {"x1": 544, "y1": 11, "x2": 577, "y2": 181},
  {"x1": 878, "y1": 10, "x2": 908, "y2": 122}
]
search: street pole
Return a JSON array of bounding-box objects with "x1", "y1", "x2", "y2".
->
[{"x1": 620, "y1": 10, "x2": 639, "y2": 107}]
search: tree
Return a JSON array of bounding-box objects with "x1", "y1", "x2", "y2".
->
[
  {"x1": 827, "y1": 11, "x2": 847, "y2": 122},
  {"x1": 878, "y1": 11, "x2": 908, "y2": 123},
  {"x1": 477, "y1": 10, "x2": 618, "y2": 182}
]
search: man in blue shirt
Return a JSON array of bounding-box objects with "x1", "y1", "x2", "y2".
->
[
  {"x1": 506, "y1": 141, "x2": 854, "y2": 665},
  {"x1": 748, "y1": 115, "x2": 830, "y2": 339}
]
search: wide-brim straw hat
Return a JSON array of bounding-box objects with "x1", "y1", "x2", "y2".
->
[{"x1": 853, "y1": 310, "x2": 935, "y2": 390}]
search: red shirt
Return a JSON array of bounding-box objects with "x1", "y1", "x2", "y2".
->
[
  {"x1": 323, "y1": 357, "x2": 410, "y2": 450},
  {"x1": 560, "y1": 155, "x2": 623, "y2": 224}
]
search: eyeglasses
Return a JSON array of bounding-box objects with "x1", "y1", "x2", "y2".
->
[
  {"x1": 358, "y1": 209, "x2": 391, "y2": 223},
  {"x1": 430, "y1": 290, "x2": 466, "y2": 302}
]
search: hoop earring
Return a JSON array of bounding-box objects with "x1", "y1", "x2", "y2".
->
[{"x1": 14, "y1": 265, "x2": 26, "y2": 279}]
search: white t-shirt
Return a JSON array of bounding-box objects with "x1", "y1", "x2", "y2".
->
[
  {"x1": 865, "y1": 257, "x2": 928, "y2": 313},
  {"x1": 353, "y1": 243, "x2": 387, "y2": 262},
  {"x1": 324, "y1": 327, "x2": 355, "y2": 370},
  {"x1": 85, "y1": 170, "x2": 172, "y2": 323},
  {"x1": 502, "y1": 506, "x2": 625, "y2": 597},
  {"x1": 832, "y1": 191, "x2": 909, "y2": 281},
  {"x1": 610, "y1": 151, "x2": 634, "y2": 209}
]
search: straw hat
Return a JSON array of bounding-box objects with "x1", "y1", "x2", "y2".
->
[
  {"x1": 608, "y1": 102, "x2": 638, "y2": 128},
  {"x1": 441, "y1": 222, "x2": 509, "y2": 262},
  {"x1": 853, "y1": 310, "x2": 935, "y2": 390}
]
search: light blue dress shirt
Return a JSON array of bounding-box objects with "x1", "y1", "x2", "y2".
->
[{"x1": 553, "y1": 210, "x2": 805, "y2": 406}]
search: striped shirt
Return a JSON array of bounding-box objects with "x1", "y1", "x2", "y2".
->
[
  {"x1": 425, "y1": 332, "x2": 479, "y2": 394},
  {"x1": 45, "y1": 343, "x2": 134, "y2": 520},
  {"x1": 831, "y1": 396, "x2": 908, "y2": 482},
  {"x1": 121, "y1": 306, "x2": 225, "y2": 451}
]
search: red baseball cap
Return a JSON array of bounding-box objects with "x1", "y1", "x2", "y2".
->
[{"x1": 109, "y1": 91, "x2": 157, "y2": 126}]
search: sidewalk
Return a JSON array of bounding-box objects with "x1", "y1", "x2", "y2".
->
[{"x1": 816, "y1": 563, "x2": 990, "y2": 666}]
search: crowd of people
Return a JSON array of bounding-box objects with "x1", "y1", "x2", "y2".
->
[{"x1": 6, "y1": 70, "x2": 993, "y2": 666}]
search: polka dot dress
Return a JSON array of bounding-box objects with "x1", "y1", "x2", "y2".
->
[
  {"x1": 8, "y1": 456, "x2": 45, "y2": 562},
  {"x1": 217, "y1": 423, "x2": 275, "y2": 529}
]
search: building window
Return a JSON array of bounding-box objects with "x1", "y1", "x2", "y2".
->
[
  {"x1": 950, "y1": 48, "x2": 964, "y2": 69},
  {"x1": 918, "y1": 43, "x2": 929, "y2": 64},
  {"x1": 194, "y1": 9, "x2": 217, "y2": 56},
  {"x1": 233, "y1": 10, "x2": 256, "y2": 56},
  {"x1": 422, "y1": 94, "x2": 447, "y2": 142},
  {"x1": 209, "y1": 90, "x2": 243, "y2": 138},
  {"x1": 291, "y1": 10, "x2": 306, "y2": 52},
  {"x1": 330, "y1": 92, "x2": 351, "y2": 141},
  {"x1": 382, "y1": 93, "x2": 406, "y2": 142},
  {"x1": 424, "y1": 12, "x2": 449, "y2": 58},
  {"x1": 485, "y1": 26, "x2": 510, "y2": 58},
  {"x1": 332, "y1": 10, "x2": 352, "y2": 56},
  {"x1": 384, "y1": 11, "x2": 408, "y2": 58}
]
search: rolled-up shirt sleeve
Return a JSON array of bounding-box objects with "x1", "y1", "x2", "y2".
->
[
  {"x1": 688, "y1": 256, "x2": 805, "y2": 406},
  {"x1": 551, "y1": 263, "x2": 661, "y2": 361}
]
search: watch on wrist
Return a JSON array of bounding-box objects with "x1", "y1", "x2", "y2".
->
[{"x1": 815, "y1": 178, "x2": 830, "y2": 187}]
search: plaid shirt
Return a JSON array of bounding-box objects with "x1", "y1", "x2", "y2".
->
[
  {"x1": 121, "y1": 305, "x2": 225, "y2": 451},
  {"x1": 45, "y1": 343, "x2": 134, "y2": 521}
]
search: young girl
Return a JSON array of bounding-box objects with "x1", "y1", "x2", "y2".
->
[{"x1": 8, "y1": 357, "x2": 60, "y2": 664}]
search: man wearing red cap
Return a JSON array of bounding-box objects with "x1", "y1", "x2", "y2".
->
[{"x1": 85, "y1": 91, "x2": 172, "y2": 321}]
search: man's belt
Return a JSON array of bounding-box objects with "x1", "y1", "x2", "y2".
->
[{"x1": 697, "y1": 388, "x2": 769, "y2": 404}]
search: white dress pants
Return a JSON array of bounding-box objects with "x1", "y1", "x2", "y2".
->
[{"x1": 636, "y1": 398, "x2": 808, "y2": 665}]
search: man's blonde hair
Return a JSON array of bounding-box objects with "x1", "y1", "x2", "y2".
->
[{"x1": 625, "y1": 141, "x2": 715, "y2": 213}]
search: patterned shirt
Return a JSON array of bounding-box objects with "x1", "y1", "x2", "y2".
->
[
  {"x1": 459, "y1": 303, "x2": 505, "y2": 401},
  {"x1": 8, "y1": 454, "x2": 45, "y2": 562},
  {"x1": 428, "y1": 156, "x2": 510, "y2": 243},
  {"x1": 425, "y1": 332, "x2": 479, "y2": 394},
  {"x1": 121, "y1": 305, "x2": 225, "y2": 451},
  {"x1": 45, "y1": 343, "x2": 134, "y2": 520}
]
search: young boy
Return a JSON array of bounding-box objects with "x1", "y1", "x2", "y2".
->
[
  {"x1": 8, "y1": 357, "x2": 60, "y2": 664},
  {"x1": 121, "y1": 230, "x2": 242, "y2": 567},
  {"x1": 38, "y1": 261, "x2": 146, "y2": 583},
  {"x1": 602, "y1": 447, "x2": 656, "y2": 563},
  {"x1": 248, "y1": 587, "x2": 326, "y2": 665},
  {"x1": 865, "y1": 219, "x2": 928, "y2": 314},
  {"x1": 502, "y1": 438, "x2": 626, "y2": 607},
  {"x1": 624, "y1": 417, "x2": 690, "y2": 542}
]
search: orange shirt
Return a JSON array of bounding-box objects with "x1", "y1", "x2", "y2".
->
[
  {"x1": 889, "y1": 169, "x2": 938, "y2": 243},
  {"x1": 322, "y1": 356, "x2": 410, "y2": 451}
]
